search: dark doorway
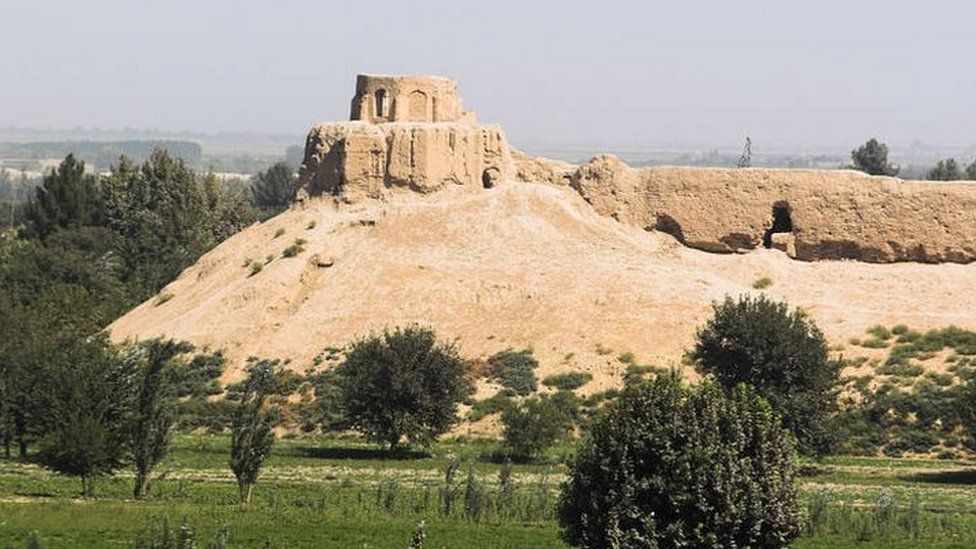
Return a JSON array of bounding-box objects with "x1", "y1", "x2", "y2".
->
[
  {"x1": 763, "y1": 202, "x2": 793, "y2": 248},
  {"x1": 482, "y1": 167, "x2": 499, "y2": 189}
]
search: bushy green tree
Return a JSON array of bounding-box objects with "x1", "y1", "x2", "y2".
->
[
  {"x1": 35, "y1": 334, "x2": 130, "y2": 497},
  {"x1": 337, "y1": 326, "x2": 473, "y2": 450},
  {"x1": 251, "y1": 162, "x2": 300, "y2": 218},
  {"x1": 127, "y1": 338, "x2": 195, "y2": 499},
  {"x1": 851, "y1": 138, "x2": 899, "y2": 176},
  {"x1": 24, "y1": 154, "x2": 105, "y2": 239},
  {"x1": 0, "y1": 236, "x2": 126, "y2": 455},
  {"x1": 501, "y1": 393, "x2": 574, "y2": 459},
  {"x1": 557, "y1": 374, "x2": 801, "y2": 548},
  {"x1": 230, "y1": 359, "x2": 285, "y2": 504},
  {"x1": 927, "y1": 158, "x2": 962, "y2": 181},
  {"x1": 690, "y1": 294, "x2": 840, "y2": 456},
  {"x1": 966, "y1": 159, "x2": 976, "y2": 180}
]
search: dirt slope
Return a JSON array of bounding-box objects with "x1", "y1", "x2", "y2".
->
[{"x1": 111, "y1": 182, "x2": 976, "y2": 393}]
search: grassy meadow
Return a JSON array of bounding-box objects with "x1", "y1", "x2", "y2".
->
[{"x1": 2, "y1": 435, "x2": 976, "y2": 548}]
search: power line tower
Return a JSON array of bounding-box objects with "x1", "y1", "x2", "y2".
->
[{"x1": 737, "y1": 136, "x2": 752, "y2": 168}]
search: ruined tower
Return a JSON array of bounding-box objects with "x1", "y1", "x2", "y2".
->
[{"x1": 300, "y1": 74, "x2": 511, "y2": 200}]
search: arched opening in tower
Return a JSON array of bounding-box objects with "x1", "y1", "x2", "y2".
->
[
  {"x1": 374, "y1": 89, "x2": 388, "y2": 119},
  {"x1": 763, "y1": 202, "x2": 793, "y2": 248}
]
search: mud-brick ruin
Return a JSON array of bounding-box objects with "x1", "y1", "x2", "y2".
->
[
  {"x1": 300, "y1": 74, "x2": 976, "y2": 264},
  {"x1": 299, "y1": 74, "x2": 511, "y2": 200}
]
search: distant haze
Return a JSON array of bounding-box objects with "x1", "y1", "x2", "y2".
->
[{"x1": 1, "y1": 0, "x2": 974, "y2": 153}]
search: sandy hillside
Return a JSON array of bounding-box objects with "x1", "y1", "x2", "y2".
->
[{"x1": 111, "y1": 181, "x2": 976, "y2": 393}]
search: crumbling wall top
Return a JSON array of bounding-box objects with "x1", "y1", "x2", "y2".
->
[{"x1": 349, "y1": 74, "x2": 474, "y2": 124}]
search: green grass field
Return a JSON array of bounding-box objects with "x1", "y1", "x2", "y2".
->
[{"x1": 3, "y1": 436, "x2": 976, "y2": 547}]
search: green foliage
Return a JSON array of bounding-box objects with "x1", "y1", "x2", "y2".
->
[
  {"x1": 127, "y1": 338, "x2": 205, "y2": 500},
  {"x1": 558, "y1": 375, "x2": 801, "y2": 548},
  {"x1": 487, "y1": 349, "x2": 538, "y2": 396},
  {"x1": 34, "y1": 335, "x2": 129, "y2": 496},
  {"x1": 752, "y1": 276, "x2": 773, "y2": 289},
  {"x1": 966, "y1": 159, "x2": 976, "y2": 180},
  {"x1": 468, "y1": 393, "x2": 515, "y2": 421},
  {"x1": 833, "y1": 326, "x2": 976, "y2": 457},
  {"x1": 251, "y1": 162, "x2": 300, "y2": 218},
  {"x1": 337, "y1": 326, "x2": 474, "y2": 450},
  {"x1": 501, "y1": 393, "x2": 575, "y2": 459},
  {"x1": 248, "y1": 261, "x2": 263, "y2": 277},
  {"x1": 867, "y1": 325, "x2": 892, "y2": 341},
  {"x1": 541, "y1": 372, "x2": 592, "y2": 391},
  {"x1": 102, "y1": 150, "x2": 255, "y2": 300},
  {"x1": 691, "y1": 294, "x2": 840, "y2": 455},
  {"x1": 229, "y1": 359, "x2": 286, "y2": 504},
  {"x1": 927, "y1": 158, "x2": 962, "y2": 181},
  {"x1": 273, "y1": 227, "x2": 285, "y2": 238},
  {"x1": 851, "y1": 138, "x2": 899, "y2": 176},
  {"x1": 24, "y1": 154, "x2": 105, "y2": 239},
  {"x1": 281, "y1": 238, "x2": 306, "y2": 258}
]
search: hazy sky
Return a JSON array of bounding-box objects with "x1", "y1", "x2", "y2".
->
[{"x1": 2, "y1": 0, "x2": 974, "y2": 150}]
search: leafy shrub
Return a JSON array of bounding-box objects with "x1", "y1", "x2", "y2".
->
[
  {"x1": 502, "y1": 393, "x2": 574, "y2": 459},
  {"x1": 891, "y1": 324, "x2": 910, "y2": 336},
  {"x1": 860, "y1": 338, "x2": 889, "y2": 349},
  {"x1": 623, "y1": 364, "x2": 656, "y2": 386},
  {"x1": 154, "y1": 292, "x2": 174, "y2": 306},
  {"x1": 337, "y1": 326, "x2": 474, "y2": 450},
  {"x1": 867, "y1": 325, "x2": 892, "y2": 341},
  {"x1": 542, "y1": 372, "x2": 593, "y2": 391},
  {"x1": 487, "y1": 349, "x2": 538, "y2": 396},
  {"x1": 282, "y1": 238, "x2": 306, "y2": 258},
  {"x1": 306, "y1": 220, "x2": 316, "y2": 230},
  {"x1": 273, "y1": 227, "x2": 285, "y2": 238},
  {"x1": 690, "y1": 294, "x2": 840, "y2": 456},
  {"x1": 616, "y1": 352, "x2": 636, "y2": 365},
  {"x1": 752, "y1": 276, "x2": 773, "y2": 290},
  {"x1": 248, "y1": 261, "x2": 263, "y2": 277},
  {"x1": 878, "y1": 362, "x2": 924, "y2": 377},
  {"x1": 558, "y1": 375, "x2": 801, "y2": 548},
  {"x1": 467, "y1": 393, "x2": 515, "y2": 421}
]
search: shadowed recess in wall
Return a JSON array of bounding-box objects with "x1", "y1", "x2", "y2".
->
[{"x1": 763, "y1": 202, "x2": 793, "y2": 248}]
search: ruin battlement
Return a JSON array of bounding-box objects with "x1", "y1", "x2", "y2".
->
[{"x1": 349, "y1": 74, "x2": 476, "y2": 124}]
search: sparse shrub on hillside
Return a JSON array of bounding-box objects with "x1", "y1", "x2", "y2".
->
[
  {"x1": 248, "y1": 261, "x2": 263, "y2": 277},
  {"x1": 487, "y1": 349, "x2": 538, "y2": 396},
  {"x1": 282, "y1": 238, "x2": 306, "y2": 258},
  {"x1": 558, "y1": 374, "x2": 801, "y2": 548},
  {"x1": 273, "y1": 227, "x2": 285, "y2": 239},
  {"x1": 542, "y1": 372, "x2": 593, "y2": 391},
  {"x1": 154, "y1": 292, "x2": 174, "y2": 306},
  {"x1": 752, "y1": 276, "x2": 773, "y2": 290},
  {"x1": 467, "y1": 393, "x2": 515, "y2": 421},
  {"x1": 623, "y1": 364, "x2": 656, "y2": 386},
  {"x1": 616, "y1": 351, "x2": 636, "y2": 365},
  {"x1": 337, "y1": 326, "x2": 474, "y2": 450},
  {"x1": 867, "y1": 325, "x2": 892, "y2": 341},
  {"x1": 860, "y1": 338, "x2": 889, "y2": 349},
  {"x1": 306, "y1": 220, "x2": 316, "y2": 230},
  {"x1": 691, "y1": 294, "x2": 840, "y2": 456}
]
